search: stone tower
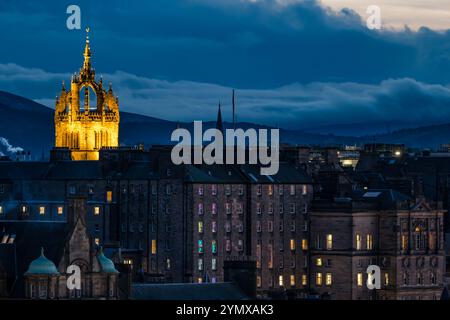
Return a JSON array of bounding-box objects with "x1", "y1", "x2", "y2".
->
[{"x1": 54, "y1": 28, "x2": 119, "y2": 160}]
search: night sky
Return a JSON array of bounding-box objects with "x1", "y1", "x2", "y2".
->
[{"x1": 0, "y1": 0, "x2": 450, "y2": 132}]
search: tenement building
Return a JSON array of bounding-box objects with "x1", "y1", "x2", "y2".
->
[
  {"x1": 184, "y1": 164, "x2": 313, "y2": 298},
  {"x1": 310, "y1": 190, "x2": 445, "y2": 300}
]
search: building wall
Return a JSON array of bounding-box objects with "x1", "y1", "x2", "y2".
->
[{"x1": 310, "y1": 209, "x2": 445, "y2": 300}]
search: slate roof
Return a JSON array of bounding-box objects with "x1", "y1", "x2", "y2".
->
[
  {"x1": 0, "y1": 160, "x2": 158, "y2": 180},
  {"x1": 239, "y1": 163, "x2": 311, "y2": 184},
  {"x1": 0, "y1": 162, "x2": 50, "y2": 180},
  {"x1": 185, "y1": 165, "x2": 246, "y2": 183},
  {"x1": 131, "y1": 282, "x2": 249, "y2": 300}
]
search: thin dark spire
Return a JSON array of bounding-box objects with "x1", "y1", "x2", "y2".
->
[
  {"x1": 216, "y1": 101, "x2": 223, "y2": 132},
  {"x1": 232, "y1": 89, "x2": 235, "y2": 129}
]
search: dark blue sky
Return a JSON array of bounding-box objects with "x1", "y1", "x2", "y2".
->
[{"x1": 0, "y1": 0, "x2": 450, "y2": 131}]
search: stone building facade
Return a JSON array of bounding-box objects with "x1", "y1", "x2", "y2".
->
[{"x1": 310, "y1": 195, "x2": 445, "y2": 300}]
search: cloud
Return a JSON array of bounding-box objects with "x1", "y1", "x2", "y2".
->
[
  {"x1": 0, "y1": 0, "x2": 449, "y2": 89},
  {"x1": 2, "y1": 63, "x2": 450, "y2": 133}
]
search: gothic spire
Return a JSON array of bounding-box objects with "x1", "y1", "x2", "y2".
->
[
  {"x1": 83, "y1": 27, "x2": 91, "y2": 72},
  {"x1": 216, "y1": 101, "x2": 223, "y2": 132}
]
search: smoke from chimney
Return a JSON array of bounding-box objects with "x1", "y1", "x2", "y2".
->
[{"x1": 0, "y1": 137, "x2": 24, "y2": 153}]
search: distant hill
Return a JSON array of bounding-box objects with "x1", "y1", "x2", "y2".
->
[{"x1": 0, "y1": 90, "x2": 449, "y2": 158}]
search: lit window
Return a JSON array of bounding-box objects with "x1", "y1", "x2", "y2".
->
[
  {"x1": 238, "y1": 239, "x2": 243, "y2": 251},
  {"x1": 124, "y1": 259, "x2": 133, "y2": 266},
  {"x1": 256, "y1": 244, "x2": 261, "y2": 269},
  {"x1": 198, "y1": 258, "x2": 203, "y2": 271},
  {"x1": 417, "y1": 272, "x2": 422, "y2": 285},
  {"x1": 225, "y1": 203, "x2": 231, "y2": 215},
  {"x1": 198, "y1": 278, "x2": 203, "y2": 284},
  {"x1": 357, "y1": 273, "x2": 363, "y2": 286},
  {"x1": 290, "y1": 239, "x2": 296, "y2": 251},
  {"x1": 431, "y1": 272, "x2": 436, "y2": 285},
  {"x1": 356, "y1": 234, "x2": 362, "y2": 250},
  {"x1": 225, "y1": 221, "x2": 231, "y2": 233},
  {"x1": 212, "y1": 240, "x2": 217, "y2": 254},
  {"x1": 212, "y1": 258, "x2": 217, "y2": 271},
  {"x1": 278, "y1": 275, "x2": 284, "y2": 287},
  {"x1": 211, "y1": 184, "x2": 217, "y2": 196},
  {"x1": 226, "y1": 239, "x2": 231, "y2": 252},
  {"x1": 21, "y1": 205, "x2": 27, "y2": 214},
  {"x1": 301, "y1": 239, "x2": 308, "y2": 250},
  {"x1": 401, "y1": 235, "x2": 408, "y2": 251},
  {"x1": 268, "y1": 244, "x2": 274, "y2": 269},
  {"x1": 326, "y1": 234, "x2": 333, "y2": 250},
  {"x1": 166, "y1": 258, "x2": 171, "y2": 270},
  {"x1": 198, "y1": 186, "x2": 203, "y2": 196},
  {"x1": 256, "y1": 203, "x2": 261, "y2": 215},
  {"x1": 0, "y1": 206, "x2": 3, "y2": 214},
  {"x1": 198, "y1": 203, "x2": 204, "y2": 215},
  {"x1": 326, "y1": 273, "x2": 332, "y2": 286},
  {"x1": 268, "y1": 185, "x2": 273, "y2": 196},
  {"x1": 212, "y1": 221, "x2": 217, "y2": 233},
  {"x1": 7, "y1": 235, "x2": 15, "y2": 244},
  {"x1": 211, "y1": 203, "x2": 217, "y2": 215},
  {"x1": 290, "y1": 275, "x2": 296, "y2": 287},
  {"x1": 198, "y1": 240, "x2": 204, "y2": 253},
  {"x1": 94, "y1": 206, "x2": 100, "y2": 215},
  {"x1": 151, "y1": 240, "x2": 157, "y2": 254},
  {"x1": 57, "y1": 206, "x2": 63, "y2": 215},
  {"x1": 39, "y1": 206, "x2": 45, "y2": 215},
  {"x1": 257, "y1": 276, "x2": 262, "y2": 288},
  {"x1": 106, "y1": 191, "x2": 113, "y2": 203},
  {"x1": 316, "y1": 258, "x2": 323, "y2": 266},
  {"x1": 95, "y1": 238, "x2": 100, "y2": 246},
  {"x1": 290, "y1": 185, "x2": 295, "y2": 195},
  {"x1": 384, "y1": 273, "x2": 389, "y2": 286},
  {"x1": 256, "y1": 220, "x2": 262, "y2": 233},
  {"x1": 302, "y1": 274, "x2": 307, "y2": 286},
  {"x1": 198, "y1": 221, "x2": 203, "y2": 233},
  {"x1": 316, "y1": 273, "x2": 323, "y2": 286},
  {"x1": 366, "y1": 234, "x2": 373, "y2": 250},
  {"x1": 302, "y1": 184, "x2": 307, "y2": 195}
]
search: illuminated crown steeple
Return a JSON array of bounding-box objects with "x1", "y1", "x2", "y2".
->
[{"x1": 54, "y1": 29, "x2": 120, "y2": 161}]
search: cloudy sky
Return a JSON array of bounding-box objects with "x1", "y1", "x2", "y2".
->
[{"x1": 0, "y1": 0, "x2": 450, "y2": 133}]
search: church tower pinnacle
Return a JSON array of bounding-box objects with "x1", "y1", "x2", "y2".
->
[{"x1": 54, "y1": 29, "x2": 120, "y2": 161}]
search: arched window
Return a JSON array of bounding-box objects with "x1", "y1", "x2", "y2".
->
[{"x1": 80, "y1": 85, "x2": 97, "y2": 112}]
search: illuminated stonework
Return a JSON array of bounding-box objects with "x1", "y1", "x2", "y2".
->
[{"x1": 55, "y1": 28, "x2": 119, "y2": 160}]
